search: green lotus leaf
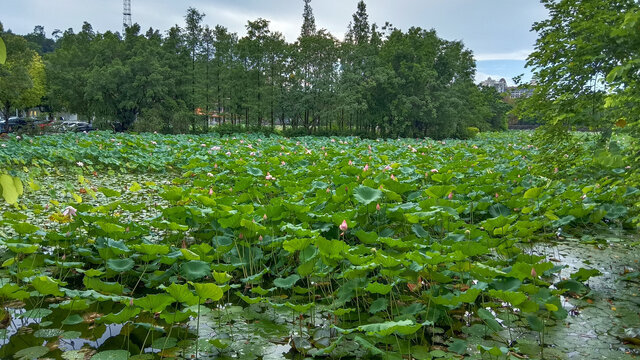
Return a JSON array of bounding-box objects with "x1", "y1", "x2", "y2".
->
[
  {"x1": 97, "y1": 306, "x2": 141, "y2": 324},
  {"x1": 61, "y1": 314, "x2": 84, "y2": 325},
  {"x1": 192, "y1": 282, "x2": 224, "y2": 301},
  {"x1": 247, "y1": 167, "x2": 263, "y2": 176},
  {"x1": 12, "y1": 222, "x2": 39, "y2": 235},
  {"x1": 353, "y1": 185, "x2": 382, "y2": 206},
  {"x1": 32, "y1": 276, "x2": 65, "y2": 297},
  {"x1": 151, "y1": 337, "x2": 177, "y2": 350},
  {"x1": 98, "y1": 187, "x2": 122, "y2": 198},
  {"x1": 34, "y1": 328, "x2": 65, "y2": 338},
  {"x1": 135, "y1": 243, "x2": 169, "y2": 256},
  {"x1": 0, "y1": 174, "x2": 19, "y2": 204},
  {"x1": 165, "y1": 283, "x2": 198, "y2": 306},
  {"x1": 487, "y1": 289, "x2": 527, "y2": 306},
  {"x1": 212, "y1": 271, "x2": 232, "y2": 284},
  {"x1": 6, "y1": 243, "x2": 38, "y2": 254},
  {"x1": 357, "y1": 320, "x2": 422, "y2": 336},
  {"x1": 83, "y1": 276, "x2": 124, "y2": 295},
  {"x1": 285, "y1": 301, "x2": 315, "y2": 313},
  {"x1": 19, "y1": 308, "x2": 52, "y2": 319},
  {"x1": 570, "y1": 267, "x2": 602, "y2": 281},
  {"x1": 236, "y1": 291, "x2": 262, "y2": 304},
  {"x1": 107, "y1": 258, "x2": 135, "y2": 272},
  {"x1": 425, "y1": 185, "x2": 455, "y2": 199},
  {"x1": 365, "y1": 282, "x2": 393, "y2": 295},
  {"x1": 369, "y1": 298, "x2": 388, "y2": 314},
  {"x1": 273, "y1": 274, "x2": 300, "y2": 289},
  {"x1": 159, "y1": 309, "x2": 195, "y2": 324},
  {"x1": 91, "y1": 350, "x2": 130, "y2": 360},
  {"x1": 523, "y1": 187, "x2": 543, "y2": 199},
  {"x1": 354, "y1": 336, "x2": 383, "y2": 355},
  {"x1": 283, "y1": 238, "x2": 312, "y2": 253},
  {"x1": 134, "y1": 294, "x2": 174, "y2": 313},
  {"x1": 180, "y1": 260, "x2": 211, "y2": 281},
  {"x1": 14, "y1": 346, "x2": 49, "y2": 360}
]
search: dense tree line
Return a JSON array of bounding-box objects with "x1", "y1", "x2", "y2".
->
[{"x1": 1, "y1": 1, "x2": 510, "y2": 138}]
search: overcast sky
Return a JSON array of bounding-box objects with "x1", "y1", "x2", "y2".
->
[{"x1": 3, "y1": 0, "x2": 548, "y2": 85}]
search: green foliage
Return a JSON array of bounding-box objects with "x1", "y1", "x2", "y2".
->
[
  {"x1": 35, "y1": 6, "x2": 505, "y2": 136},
  {"x1": 1, "y1": 129, "x2": 635, "y2": 356}
]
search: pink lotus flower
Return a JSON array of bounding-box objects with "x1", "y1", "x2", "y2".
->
[
  {"x1": 201, "y1": 144, "x2": 206, "y2": 147},
  {"x1": 384, "y1": 165, "x2": 391, "y2": 171},
  {"x1": 62, "y1": 206, "x2": 77, "y2": 218},
  {"x1": 348, "y1": 160, "x2": 353, "y2": 166},
  {"x1": 495, "y1": 193, "x2": 499, "y2": 198},
  {"x1": 281, "y1": 161, "x2": 286, "y2": 166},
  {"x1": 531, "y1": 267, "x2": 537, "y2": 278},
  {"x1": 258, "y1": 235, "x2": 263, "y2": 242},
  {"x1": 390, "y1": 174, "x2": 397, "y2": 181},
  {"x1": 363, "y1": 164, "x2": 369, "y2": 172},
  {"x1": 326, "y1": 187, "x2": 331, "y2": 193},
  {"x1": 214, "y1": 163, "x2": 218, "y2": 168},
  {"x1": 376, "y1": 203, "x2": 381, "y2": 211},
  {"x1": 448, "y1": 192, "x2": 453, "y2": 200},
  {"x1": 263, "y1": 214, "x2": 268, "y2": 220},
  {"x1": 225, "y1": 151, "x2": 231, "y2": 156},
  {"x1": 265, "y1": 172, "x2": 275, "y2": 180},
  {"x1": 430, "y1": 169, "x2": 438, "y2": 173},
  {"x1": 554, "y1": 167, "x2": 559, "y2": 173},
  {"x1": 207, "y1": 172, "x2": 214, "y2": 177},
  {"x1": 209, "y1": 188, "x2": 213, "y2": 195},
  {"x1": 151, "y1": 141, "x2": 157, "y2": 145},
  {"x1": 339, "y1": 220, "x2": 348, "y2": 231}
]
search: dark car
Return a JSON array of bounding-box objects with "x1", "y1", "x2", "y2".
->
[{"x1": 0, "y1": 117, "x2": 28, "y2": 133}]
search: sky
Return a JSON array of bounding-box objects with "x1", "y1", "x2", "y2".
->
[{"x1": 2, "y1": 0, "x2": 548, "y2": 85}]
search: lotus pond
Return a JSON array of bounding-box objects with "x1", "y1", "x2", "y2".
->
[{"x1": 0, "y1": 131, "x2": 638, "y2": 359}]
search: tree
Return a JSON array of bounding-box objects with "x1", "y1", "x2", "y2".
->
[
  {"x1": 521, "y1": 0, "x2": 638, "y2": 135},
  {"x1": 23, "y1": 26, "x2": 56, "y2": 54},
  {"x1": 300, "y1": 0, "x2": 317, "y2": 38},
  {"x1": 184, "y1": 7, "x2": 205, "y2": 132},
  {"x1": 346, "y1": 1, "x2": 369, "y2": 45},
  {"x1": 0, "y1": 32, "x2": 45, "y2": 120}
]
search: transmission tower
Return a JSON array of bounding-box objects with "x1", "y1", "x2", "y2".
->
[{"x1": 123, "y1": 0, "x2": 132, "y2": 34}]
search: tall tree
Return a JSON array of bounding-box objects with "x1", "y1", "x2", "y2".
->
[
  {"x1": 300, "y1": 0, "x2": 317, "y2": 38},
  {"x1": 184, "y1": 7, "x2": 205, "y2": 132},
  {"x1": 0, "y1": 32, "x2": 45, "y2": 120}
]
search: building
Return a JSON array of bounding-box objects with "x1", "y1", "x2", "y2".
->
[
  {"x1": 479, "y1": 77, "x2": 508, "y2": 93},
  {"x1": 479, "y1": 77, "x2": 535, "y2": 99}
]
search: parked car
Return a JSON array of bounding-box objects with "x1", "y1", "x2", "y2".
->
[
  {"x1": 0, "y1": 117, "x2": 28, "y2": 133},
  {"x1": 60, "y1": 120, "x2": 94, "y2": 132}
]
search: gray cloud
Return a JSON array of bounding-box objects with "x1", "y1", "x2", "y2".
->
[{"x1": 3, "y1": 0, "x2": 547, "y2": 62}]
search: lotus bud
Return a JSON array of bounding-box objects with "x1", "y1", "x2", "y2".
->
[
  {"x1": 263, "y1": 214, "x2": 268, "y2": 220},
  {"x1": 531, "y1": 267, "x2": 537, "y2": 278},
  {"x1": 376, "y1": 203, "x2": 381, "y2": 211},
  {"x1": 209, "y1": 188, "x2": 213, "y2": 195},
  {"x1": 339, "y1": 220, "x2": 348, "y2": 232},
  {"x1": 448, "y1": 192, "x2": 453, "y2": 200}
]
